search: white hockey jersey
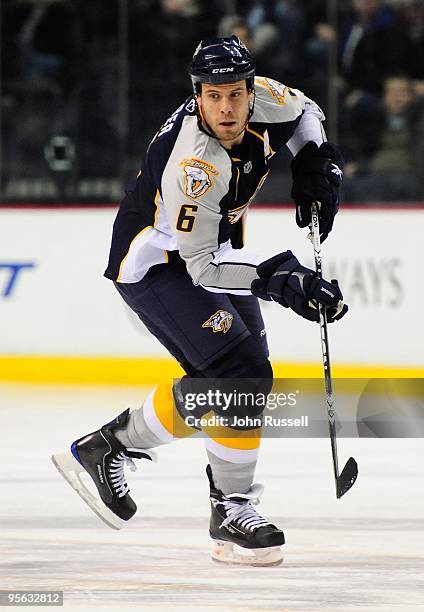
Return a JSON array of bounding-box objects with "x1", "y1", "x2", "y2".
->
[{"x1": 104, "y1": 77, "x2": 325, "y2": 294}]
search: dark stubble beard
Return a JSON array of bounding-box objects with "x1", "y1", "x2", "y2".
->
[{"x1": 214, "y1": 111, "x2": 249, "y2": 143}]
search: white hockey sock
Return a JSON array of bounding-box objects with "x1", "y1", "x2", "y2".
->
[
  {"x1": 114, "y1": 382, "x2": 198, "y2": 449},
  {"x1": 202, "y1": 418, "x2": 261, "y2": 494},
  {"x1": 205, "y1": 450, "x2": 258, "y2": 495}
]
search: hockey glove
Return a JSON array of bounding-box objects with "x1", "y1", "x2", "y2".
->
[
  {"x1": 251, "y1": 251, "x2": 348, "y2": 323},
  {"x1": 291, "y1": 141, "x2": 344, "y2": 242}
]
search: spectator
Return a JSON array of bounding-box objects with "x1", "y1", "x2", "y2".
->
[
  {"x1": 342, "y1": 75, "x2": 424, "y2": 201},
  {"x1": 128, "y1": 0, "x2": 220, "y2": 161},
  {"x1": 218, "y1": 14, "x2": 282, "y2": 80},
  {"x1": 1, "y1": 0, "x2": 72, "y2": 183},
  {"x1": 402, "y1": 0, "x2": 424, "y2": 88},
  {"x1": 340, "y1": 0, "x2": 410, "y2": 96},
  {"x1": 218, "y1": 15, "x2": 254, "y2": 49},
  {"x1": 241, "y1": 1, "x2": 305, "y2": 81},
  {"x1": 1, "y1": 0, "x2": 421, "y2": 203},
  {"x1": 300, "y1": 1, "x2": 338, "y2": 109}
]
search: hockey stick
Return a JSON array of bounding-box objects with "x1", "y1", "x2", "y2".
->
[{"x1": 310, "y1": 202, "x2": 358, "y2": 498}]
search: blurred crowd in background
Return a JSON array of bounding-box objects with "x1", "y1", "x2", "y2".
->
[{"x1": 1, "y1": 0, "x2": 423, "y2": 203}]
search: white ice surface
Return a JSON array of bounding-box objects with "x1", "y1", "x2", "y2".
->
[{"x1": 1, "y1": 383, "x2": 424, "y2": 611}]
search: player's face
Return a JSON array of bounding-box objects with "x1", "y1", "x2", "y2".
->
[{"x1": 197, "y1": 81, "x2": 251, "y2": 148}]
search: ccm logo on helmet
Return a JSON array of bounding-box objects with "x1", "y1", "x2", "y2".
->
[{"x1": 211, "y1": 68, "x2": 235, "y2": 74}]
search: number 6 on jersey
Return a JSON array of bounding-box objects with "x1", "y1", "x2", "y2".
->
[{"x1": 176, "y1": 204, "x2": 198, "y2": 232}]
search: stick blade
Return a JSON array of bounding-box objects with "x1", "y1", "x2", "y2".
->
[{"x1": 336, "y1": 457, "x2": 358, "y2": 498}]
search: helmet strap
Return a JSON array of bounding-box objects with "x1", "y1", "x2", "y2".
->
[{"x1": 195, "y1": 98, "x2": 216, "y2": 138}]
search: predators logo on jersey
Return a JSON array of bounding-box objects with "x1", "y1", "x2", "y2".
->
[
  {"x1": 256, "y1": 77, "x2": 289, "y2": 106},
  {"x1": 184, "y1": 165, "x2": 211, "y2": 198},
  {"x1": 202, "y1": 310, "x2": 233, "y2": 334},
  {"x1": 181, "y1": 158, "x2": 219, "y2": 199}
]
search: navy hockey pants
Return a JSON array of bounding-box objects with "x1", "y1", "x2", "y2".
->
[{"x1": 114, "y1": 253, "x2": 269, "y2": 377}]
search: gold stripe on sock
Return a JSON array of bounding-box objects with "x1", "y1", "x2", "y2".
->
[
  {"x1": 152, "y1": 382, "x2": 197, "y2": 438},
  {"x1": 202, "y1": 415, "x2": 262, "y2": 450}
]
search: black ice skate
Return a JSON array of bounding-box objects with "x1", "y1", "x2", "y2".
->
[
  {"x1": 207, "y1": 464, "x2": 284, "y2": 566},
  {"x1": 51, "y1": 408, "x2": 156, "y2": 530}
]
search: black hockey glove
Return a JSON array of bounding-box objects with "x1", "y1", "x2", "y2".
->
[
  {"x1": 291, "y1": 141, "x2": 344, "y2": 242},
  {"x1": 251, "y1": 251, "x2": 348, "y2": 323}
]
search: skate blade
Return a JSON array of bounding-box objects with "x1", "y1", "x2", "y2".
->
[
  {"x1": 51, "y1": 452, "x2": 125, "y2": 531},
  {"x1": 211, "y1": 540, "x2": 283, "y2": 567}
]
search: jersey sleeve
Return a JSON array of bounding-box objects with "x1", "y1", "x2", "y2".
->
[
  {"x1": 286, "y1": 96, "x2": 326, "y2": 155},
  {"x1": 161, "y1": 119, "x2": 258, "y2": 295}
]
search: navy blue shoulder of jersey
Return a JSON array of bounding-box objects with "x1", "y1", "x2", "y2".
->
[
  {"x1": 104, "y1": 98, "x2": 196, "y2": 280},
  {"x1": 145, "y1": 97, "x2": 197, "y2": 190},
  {"x1": 249, "y1": 114, "x2": 303, "y2": 154}
]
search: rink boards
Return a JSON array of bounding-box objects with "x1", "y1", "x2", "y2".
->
[{"x1": 0, "y1": 205, "x2": 422, "y2": 382}]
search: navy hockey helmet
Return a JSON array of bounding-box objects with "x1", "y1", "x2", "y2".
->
[{"x1": 190, "y1": 36, "x2": 256, "y2": 94}]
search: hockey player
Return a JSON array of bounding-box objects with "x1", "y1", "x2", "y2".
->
[{"x1": 52, "y1": 36, "x2": 347, "y2": 566}]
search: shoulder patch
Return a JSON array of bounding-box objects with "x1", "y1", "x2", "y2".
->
[
  {"x1": 255, "y1": 77, "x2": 291, "y2": 106},
  {"x1": 180, "y1": 158, "x2": 219, "y2": 199}
]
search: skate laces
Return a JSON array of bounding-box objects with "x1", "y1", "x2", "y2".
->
[
  {"x1": 107, "y1": 448, "x2": 157, "y2": 498},
  {"x1": 108, "y1": 451, "x2": 137, "y2": 498},
  {"x1": 220, "y1": 485, "x2": 271, "y2": 531}
]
